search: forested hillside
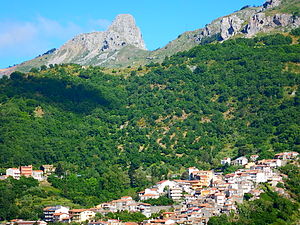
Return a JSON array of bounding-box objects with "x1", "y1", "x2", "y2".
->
[{"x1": 0, "y1": 31, "x2": 299, "y2": 208}]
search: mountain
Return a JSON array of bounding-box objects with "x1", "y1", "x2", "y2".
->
[
  {"x1": 8, "y1": 0, "x2": 299, "y2": 74},
  {"x1": 0, "y1": 0, "x2": 299, "y2": 221},
  {"x1": 11, "y1": 14, "x2": 146, "y2": 72},
  {"x1": 47, "y1": 14, "x2": 146, "y2": 65}
]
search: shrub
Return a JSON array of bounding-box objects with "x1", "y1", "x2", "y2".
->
[{"x1": 290, "y1": 27, "x2": 300, "y2": 36}]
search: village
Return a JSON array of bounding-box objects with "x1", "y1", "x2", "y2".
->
[{"x1": 2, "y1": 151, "x2": 299, "y2": 225}]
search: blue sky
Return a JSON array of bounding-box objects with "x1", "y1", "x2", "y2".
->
[{"x1": 0, "y1": 0, "x2": 265, "y2": 68}]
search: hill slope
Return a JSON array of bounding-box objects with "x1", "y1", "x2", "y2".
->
[{"x1": 0, "y1": 31, "x2": 299, "y2": 205}]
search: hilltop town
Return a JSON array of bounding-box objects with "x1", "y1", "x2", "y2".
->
[{"x1": 2, "y1": 151, "x2": 298, "y2": 225}]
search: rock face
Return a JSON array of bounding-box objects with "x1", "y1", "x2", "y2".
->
[
  {"x1": 106, "y1": 14, "x2": 146, "y2": 50},
  {"x1": 220, "y1": 15, "x2": 244, "y2": 40},
  {"x1": 194, "y1": 8, "x2": 259, "y2": 42},
  {"x1": 47, "y1": 14, "x2": 146, "y2": 65},
  {"x1": 243, "y1": 13, "x2": 300, "y2": 37},
  {"x1": 240, "y1": 0, "x2": 300, "y2": 36},
  {"x1": 193, "y1": 0, "x2": 299, "y2": 42}
]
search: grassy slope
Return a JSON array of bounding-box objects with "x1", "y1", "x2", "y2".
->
[{"x1": 272, "y1": 0, "x2": 300, "y2": 15}]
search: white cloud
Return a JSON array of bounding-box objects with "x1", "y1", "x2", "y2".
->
[
  {"x1": 36, "y1": 16, "x2": 83, "y2": 38},
  {"x1": 0, "y1": 21, "x2": 37, "y2": 48},
  {"x1": 0, "y1": 16, "x2": 111, "y2": 67}
]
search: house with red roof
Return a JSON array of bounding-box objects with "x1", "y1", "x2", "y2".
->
[{"x1": 274, "y1": 152, "x2": 299, "y2": 160}]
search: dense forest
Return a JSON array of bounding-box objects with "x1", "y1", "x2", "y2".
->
[{"x1": 0, "y1": 31, "x2": 299, "y2": 219}]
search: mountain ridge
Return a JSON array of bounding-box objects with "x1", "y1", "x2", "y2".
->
[{"x1": 2, "y1": 0, "x2": 300, "y2": 74}]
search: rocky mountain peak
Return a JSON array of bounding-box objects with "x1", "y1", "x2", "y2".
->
[
  {"x1": 41, "y1": 14, "x2": 146, "y2": 66},
  {"x1": 104, "y1": 14, "x2": 146, "y2": 51},
  {"x1": 109, "y1": 14, "x2": 136, "y2": 32}
]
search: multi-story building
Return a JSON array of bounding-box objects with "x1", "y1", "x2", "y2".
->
[
  {"x1": 187, "y1": 167, "x2": 200, "y2": 180},
  {"x1": 139, "y1": 188, "x2": 160, "y2": 200},
  {"x1": 41, "y1": 165, "x2": 55, "y2": 177},
  {"x1": 43, "y1": 206, "x2": 69, "y2": 223},
  {"x1": 53, "y1": 212, "x2": 70, "y2": 223},
  {"x1": 173, "y1": 180, "x2": 194, "y2": 194},
  {"x1": 7, "y1": 166, "x2": 44, "y2": 181},
  {"x1": 20, "y1": 165, "x2": 33, "y2": 177},
  {"x1": 6, "y1": 168, "x2": 21, "y2": 179},
  {"x1": 168, "y1": 186, "x2": 183, "y2": 200},
  {"x1": 191, "y1": 170, "x2": 214, "y2": 187},
  {"x1": 69, "y1": 209, "x2": 95, "y2": 222},
  {"x1": 32, "y1": 170, "x2": 44, "y2": 181},
  {"x1": 214, "y1": 193, "x2": 226, "y2": 206},
  {"x1": 221, "y1": 157, "x2": 231, "y2": 166},
  {"x1": 232, "y1": 157, "x2": 248, "y2": 166},
  {"x1": 257, "y1": 159, "x2": 282, "y2": 168},
  {"x1": 154, "y1": 180, "x2": 176, "y2": 194},
  {"x1": 136, "y1": 203, "x2": 151, "y2": 218},
  {"x1": 274, "y1": 152, "x2": 299, "y2": 160}
]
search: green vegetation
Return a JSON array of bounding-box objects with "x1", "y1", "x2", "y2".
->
[
  {"x1": 291, "y1": 27, "x2": 300, "y2": 36},
  {"x1": 208, "y1": 187, "x2": 300, "y2": 225},
  {"x1": 0, "y1": 177, "x2": 80, "y2": 221},
  {"x1": 102, "y1": 211, "x2": 147, "y2": 222},
  {"x1": 222, "y1": 164, "x2": 244, "y2": 175},
  {"x1": 142, "y1": 196, "x2": 174, "y2": 206},
  {"x1": 256, "y1": 34, "x2": 292, "y2": 46},
  {"x1": 266, "y1": 0, "x2": 300, "y2": 16},
  {"x1": 243, "y1": 193, "x2": 253, "y2": 201},
  {"x1": 280, "y1": 163, "x2": 300, "y2": 201},
  {"x1": 279, "y1": 0, "x2": 300, "y2": 16},
  {"x1": 0, "y1": 34, "x2": 299, "y2": 220}
]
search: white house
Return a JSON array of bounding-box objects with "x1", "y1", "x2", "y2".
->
[
  {"x1": 274, "y1": 152, "x2": 299, "y2": 160},
  {"x1": 53, "y1": 212, "x2": 69, "y2": 223},
  {"x1": 214, "y1": 193, "x2": 226, "y2": 205},
  {"x1": 154, "y1": 180, "x2": 176, "y2": 194},
  {"x1": 257, "y1": 159, "x2": 282, "y2": 168},
  {"x1": 187, "y1": 167, "x2": 200, "y2": 180},
  {"x1": 246, "y1": 170, "x2": 267, "y2": 183},
  {"x1": 43, "y1": 206, "x2": 69, "y2": 223},
  {"x1": 146, "y1": 219, "x2": 175, "y2": 225},
  {"x1": 6, "y1": 168, "x2": 21, "y2": 179},
  {"x1": 32, "y1": 170, "x2": 44, "y2": 181},
  {"x1": 232, "y1": 156, "x2": 248, "y2": 166},
  {"x1": 168, "y1": 185, "x2": 183, "y2": 200},
  {"x1": 137, "y1": 203, "x2": 152, "y2": 217},
  {"x1": 221, "y1": 157, "x2": 231, "y2": 166},
  {"x1": 139, "y1": 188, "x2": 160, "y2": 200}
]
